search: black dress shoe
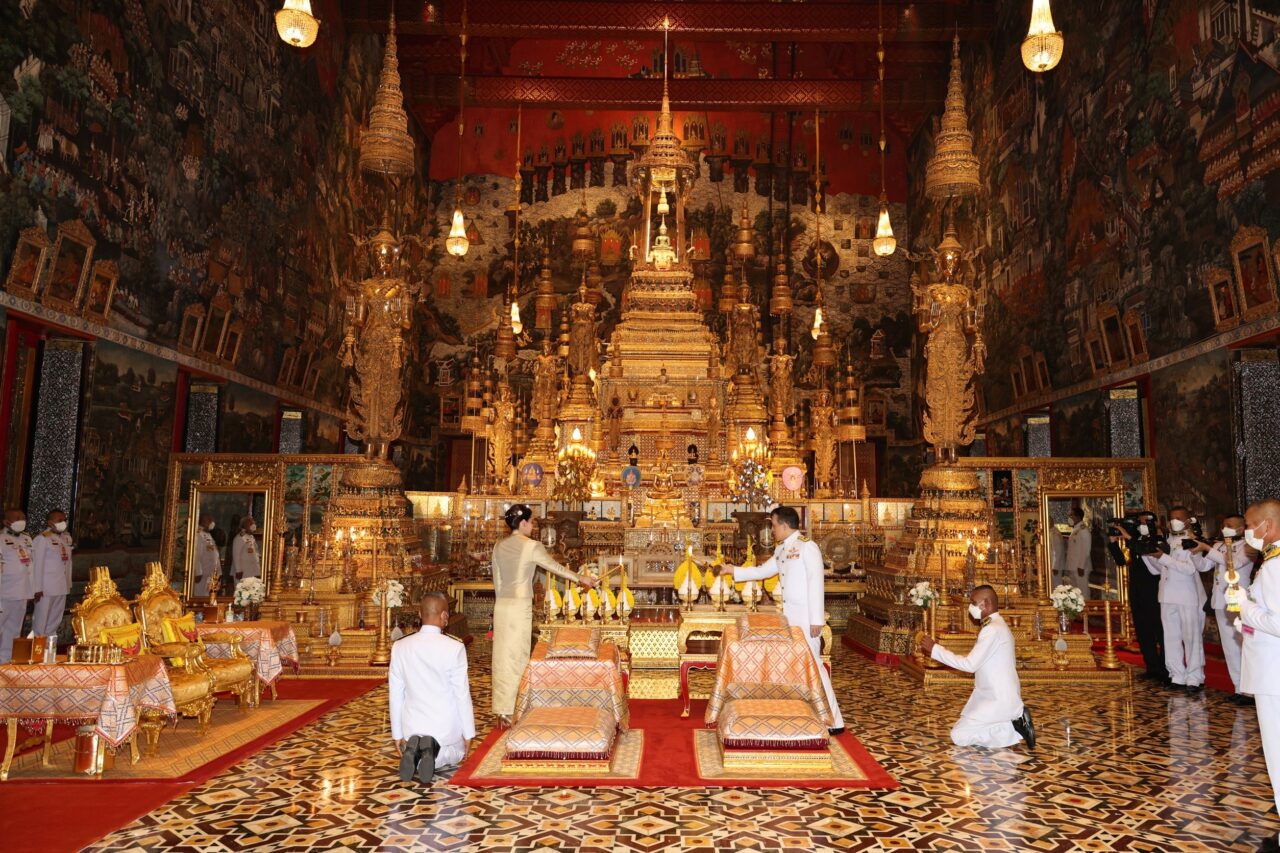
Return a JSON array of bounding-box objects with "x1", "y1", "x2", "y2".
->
[
  {"x1": 828, "y1": 727, "x2": 845, "y2": 736},
  {"x1": 1184, "y1": 684, "x2": 1204, "y2": 694},
  {"x1": 1237, "y1": 694, "x2": 1257, "y2": 706},
  {"x1": 416, "y1": 736, "x2": 441, "y2": 784},
  {"x1": 1256, "y1": 835, "x2": 1280, "y2": 853},
  {"x1": 1012, "y1": 707, "x2": 1036, "y2": 750},
  {"x1": 398, "y1": 735, "x2": 421, "y2": 782}
]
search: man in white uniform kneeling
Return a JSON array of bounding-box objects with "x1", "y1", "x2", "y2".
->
[
  {"x1": 389, "y1": 592, "x2": 475, "y2": 783},
  {"x1": 921, "y1": 585, "x2": 1035, "y2": 749}
]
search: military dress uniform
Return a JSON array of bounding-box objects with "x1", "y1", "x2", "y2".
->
[
  {"x1": 389, "y1": 624, "x2": 476, "y2": 769},
  {"x1": 193, "y1": 528, "x2": 220, "y2": 597},
  {"x1": 1066, "y1": 520, "x2": 1092, "y2": 600},
  {"x1": 930, "y1": 612, "x2": 1025, "y2": 748},
  {"x1": 1144, "y1": 538, "x2": 1213, "y2": 687},
  {"x1": 0, "y1": 529, "x2": 35, "y2": 664},
  {"x1": 232, "y1": 530, "x2": 261, "y2": 580},
  {"x1": 1205, "y1": 538, "x2": 1252, "y2": 693},
  {"x1": 732, "y1": 530, "x2": 844, "y2": 729},
  {"x1": 31, "y1": 526, "x2": 73, "y2": 637},
  {"x1": 1239, "y1": 542, "x2": 1280, "y2": 846}
]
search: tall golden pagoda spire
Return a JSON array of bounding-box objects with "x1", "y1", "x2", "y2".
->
[
  {"x1": 924, "y1": 35, "x2": 980, "y2": 200},
  {"x1": 359, "y1": 13, "x2": 415, "y2": 178}
]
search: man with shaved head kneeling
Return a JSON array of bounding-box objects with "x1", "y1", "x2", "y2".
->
[
  {"x1": 921, "y1": 585, "x2": 1035, "y2": 750},
  {"x1": 389, "y1": 592, "x2": 475, "y2": 784}
]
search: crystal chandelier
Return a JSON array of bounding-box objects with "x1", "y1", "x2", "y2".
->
[
  {"x1": 872, "y1": 0, "x2": 897, "y2": 257},
  {"x1": 275, "y1": 0, "x2": 319, "y2": 48},
  {"x1": 1022, "y1": 0, "x2": 1064, "y2": 73},
  {"x1": 446, "y1": 13, "x2": 470, "y2": 258}
]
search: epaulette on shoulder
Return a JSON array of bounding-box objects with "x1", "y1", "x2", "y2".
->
[{"x1": 798, "y1": 534, "x2": 811, "y2": 542}]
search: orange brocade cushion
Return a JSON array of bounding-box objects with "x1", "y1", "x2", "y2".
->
[
  {"x1": 98, "y1": 623, "x2": 144, "y2": 656},
  {"x1": 545, "y1": 626, "x2": 601, "y2": 658}
]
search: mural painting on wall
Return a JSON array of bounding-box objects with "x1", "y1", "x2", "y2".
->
[
  {"x1": 1150, "y1": 348, "x2": 1235, "y2": 514},
  {"x1": 76, "y1": 341, "x2": 176, "y2": 549},
  {"x1": 1053, "y1": 391, "x2": 1107, "y2": 458},
  {"x1": 909, "y1": 0, "x2": 1280, "y2": 416},
  {"x1": 303, "y1": 410, "x2": 342, "y2": 454},
  {"x1": 219, "y1": 383, "x2": 276, "y2": 453},
  {"x1": 0, "y1": 4, "x2": 408, "y2": 417}
]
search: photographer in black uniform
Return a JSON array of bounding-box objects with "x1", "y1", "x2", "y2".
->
[{"x1": 1108, "y1": 511, "x2": 1169, "y2": 685}]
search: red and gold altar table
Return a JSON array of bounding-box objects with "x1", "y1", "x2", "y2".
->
[
  {"x1": 0, "y1": 655, "x2": 176, "y2": 780},
  {"x1": 513, "y1": 639, "x2": 629, "y2": 729},
  {"x1": 196, "y1": 621, "x2": 299, "y2": 694}
]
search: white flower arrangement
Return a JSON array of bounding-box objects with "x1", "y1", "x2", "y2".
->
[
  {"x1": 907, "y1": 580, "x2": 936, "y2": 608},
  {"x1": 1050, "y1": 584, "x2": 1086, "y2": 618},
  {"x1": 374, "y1": 579, "x2": 406, "y2": 609},
  {"x1": 233, "y1": 577, "x2": 265, "y2": 606}
]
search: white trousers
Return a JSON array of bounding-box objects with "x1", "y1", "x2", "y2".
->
[
  {"x1": 1161, "y1": 603, "x2": 1205, "y2": 686},
  {"x1": 806, "y1": 633, "x2": 844, "y2": 729},
  {"x1": 1214, "y1": 607, "x2": 1244, "y2": 692},
  {"x1": 1257, "y1": 695, "x2": 1280, "y2": 825},
  {"x1": 0, "y1": 599, "x2": 29, "y2": 664},
  {"x1": 951, "y1": 717, "x2": 1021, "y2": 749},
  {"x1": 31, "y1": 594, "x2": 66, "y2": 638}
]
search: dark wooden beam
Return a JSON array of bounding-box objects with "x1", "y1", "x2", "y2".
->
[{"x1": 403, "y1": 73, "x2": 946, "y2": 111}]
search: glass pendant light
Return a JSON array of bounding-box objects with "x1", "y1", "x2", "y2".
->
[
  {"x1": 1021, "y1": 0, "x2": 1064, "y2": 72},
  {"x1": 811, "y1": 305, "x2": 824, "y2": 340},
  {"x1": 446, "y1": 206, "x2": 469, "y2": 257},
  {"x1": 872, "y1": 0, "x2": 896, "y2": 257},
  {"x1": 510, "y1": 300, "x2": 523, "y2": 335},
  {"x1": 275, "y1": 0, "x2": 320, "y2": 48},
  {"x1": 447, "y1": 17, "x2": 470, "y2": 257}
]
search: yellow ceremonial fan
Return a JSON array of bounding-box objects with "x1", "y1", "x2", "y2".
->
[
  {"x1": 734, "y1": 537, "x2": 758, "y2": 592},
  {"x1": 545, "y1": 577, "x2": 563, "y2": 610},
  {"x1": 565, "y1": 584, "x2": 582, "y2": 612},
  {"x1": 617, "y1": 573, "x2": 635, "y2": 612}
]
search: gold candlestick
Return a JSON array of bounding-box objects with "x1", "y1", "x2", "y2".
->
[
  {"x1": 370, "y1": 527, "x2": 391, "y2": 666},
  {"x1": 1099, "y1": 582, "x2": 1120, "y2": 670}
]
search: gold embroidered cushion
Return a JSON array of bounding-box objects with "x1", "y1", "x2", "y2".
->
[
  {"x1": 718, "y1": 698, "x2": 829, "y2": 750},
  {"x1": 98, "y1": 623, "x2": 144, "y2": 656},
  {"x1": 736, "y1": 613, "x2": 791, "y2": 640},
  {"x1": 160, "y1": 612, "x2": 200, "y2": 666},
  {"x1": 545, "y1": 626, "x2": 601, "y2": 658},
  {"x1": 505, "y1": 705, "x2": 616, "y2": 760}
]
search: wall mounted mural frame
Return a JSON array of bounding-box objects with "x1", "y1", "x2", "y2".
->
[
  {"x1": 1206, "y1": 266, "x2": 1239, "y2": 331},
  {"x1": 40, "y1": 219, "x2": 95, "y2": 313},
  {"x1": 177, "y1": 304, "x2": 205, "y2": 353},
  {"x1": 82, "y1": 260, "x2": 118, "y2": 323},
  {"x1": 1231, "y1": 226, "x2": 1277, "y2": 322},
  {"x1": 4, "y1": 226, "x2": 51, "y2": 300},
  {"x1": 1122, "y1": 308, "x2": 1148, "y2": 364},
  {"x1": 1098, "y1": 304, "x2": 1129, "y2": 370}
]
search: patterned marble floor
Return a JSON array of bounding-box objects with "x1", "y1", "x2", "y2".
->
[{"x1": 90, "y1": 641, "x2": 1280, "y2": 852}]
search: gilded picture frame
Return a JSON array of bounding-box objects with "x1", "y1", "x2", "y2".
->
[
  {"x1": 1231, "y1": 225, "x2": 1278, "y2": 322},
  {"x1": 4, "y1": 226, "x2": 51, "y2": 299},
  {"x1": 41, "y1": 219, "x2": 95, "y2": 313},
  {"x1": 177, "y1": 304, "x2": 205, "y2": 353},
  {"x1": 1098, "y1": 304, "x2": 1129, "y2": 370},
  {"x1": 1122, "y1": 309, "x2": 1148, "y2": 363},
  {"x1": 82, "y1": 260, "x2": 118, "y2": 323},
  {"x1": 1205, "y1": 266, "x2": 1239, "y2": 331},
  {"x1": 199, "y1": 295, "x2": 232, "y2": 358},
  {"x1": 183, "y1": 483, "x2": 277, "y2": 599}
]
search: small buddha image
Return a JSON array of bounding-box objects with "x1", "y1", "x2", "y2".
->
[
  {"x1": 687, "y1": 443, "x2": 699, "y2": 465},
  {"x1": 628, "y1": 443, "x2": 640, "y2": 465}
]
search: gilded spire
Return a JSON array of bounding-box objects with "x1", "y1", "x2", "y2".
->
[
  {"x1": 360, "y1": 13, "x2": 416, "y2": 178},
  {"x1": 924, "y1": 35, "x2": 980, "y2": 199}
]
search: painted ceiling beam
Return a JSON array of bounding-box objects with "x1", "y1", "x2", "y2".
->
[
  {"x1": 402, "y1": 73, "x2": 947, "y2": 111},
  {"x1": 345, "y1": 1, "x2": 992, "y2": 43}
]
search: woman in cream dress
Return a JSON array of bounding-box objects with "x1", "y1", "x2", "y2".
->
[{"x1": 490, "y1": 504, "x2": 595, "y2": 724}]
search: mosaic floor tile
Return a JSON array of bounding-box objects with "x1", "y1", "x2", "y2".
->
[{"x1": 84, "y1": 640, "x2": 1280, "y2": 852}]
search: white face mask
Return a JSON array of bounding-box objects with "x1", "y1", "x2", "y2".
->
[
  {"x1": 1222, "y1": 526, "x2": 1238, "y2": 538},
  {"x1": 1138, "y1": 524, "x2": 1150, "y2": 536},
  {"x1": 206, "y1": 522, "x2": 215, "y2": 531},
  {"x1": 1170, "y1": 519, "x2": 1186, "y2": 533},
  {"x1": 967, "y1": 603, "x2": 983, "y2": 621},
  {"x1": 53, "y1": 521, "x2": 67, "y2": 533},
  {"x1": 1246, "y1": 528, "x2": 1266, "y2": 550},
  {"x1": 248, "y1": 524, "x2": 257, "y2": 533},
  {"x1": 8, "y1": 520, "x2": 24, "y2": 534}
]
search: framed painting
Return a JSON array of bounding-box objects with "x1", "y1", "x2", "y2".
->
[
  {"x1": 1123, "y1": 309, "x2": 1148, "y2": 363},
  {"x1": 1086, "y1": 333, "x2": 1107, "y2": 374},
  {"x1": 1011, "y1": 366, "x2": 1026, "y2": 399},
  {"x1": 4, "y1": 226, "x2": 51, "y2": 299},
  {"x1": 1098, "y1": 305, "x2": 1129, "y2": 369},
  {"x1": 1205, "y1": 266, "x2": 1239, "y2": 331},
  {"x1": 41, "y1": 219, "x2": 95, "y2": 312},
  {"x1": 200, "y1": 295, "x2": 232, "y2": 358},
  {"x1": 82, "y1": 260, "x2": 118, "y2": 323},
  {"x1": 177, "y1": 304, "x2": 205, "y2": 353},
  {"x1": 221, "y1": 320, "x2": 245, "y2": 365},
  {"x1": 1232, "y1": 226, "x2": 1278, "y2": 321},
  {"x1": 1035, "y1": 353, "x2": 1051, "y2": 391}
]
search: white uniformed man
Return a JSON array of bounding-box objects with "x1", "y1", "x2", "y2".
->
[
  {"x1": 0, "y1": 509, "x2": 35, "y2": 664},
  {"x1": 921, "y1": 585, "x2": 1035, "y2": 749},
  {"x1": 1142, "y1": 505, "x2": 1213, "y2": 692},
  {"x1": 1065, "y1": 507, "x2": 1092, "y2": 600},
  {"x1": 232, "y1": 517, "x2": 261, "y2": 581},
  {"x1": 1204, "y1": 513, "x2": 1252, "y2": 704},
  {"x1": 31, "y1": 509, "x2": 73, "y2": 638},
  {"x1": 389, "y1": 592, "x2": 475, "y2": 784},
  {"x1": 193, "y1": 515, "x2": 221, "y2": 598},
  {"x1": 1239, "y1": 498, "x2": 1280, "y2": 853},
  {"x1": 721, "y1": 505, "x2": 845, "y2": 733}
]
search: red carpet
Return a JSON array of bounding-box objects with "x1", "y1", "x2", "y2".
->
[
  {"x1": 0, "y1": 678, "x2": 381, "y2": 853},
  {"x1": 1092, "y1": 640, "x2": 1235, "y2": 693},
  {"x1": 452, "y1": 698, "x2": 898, "y2": 790}
]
